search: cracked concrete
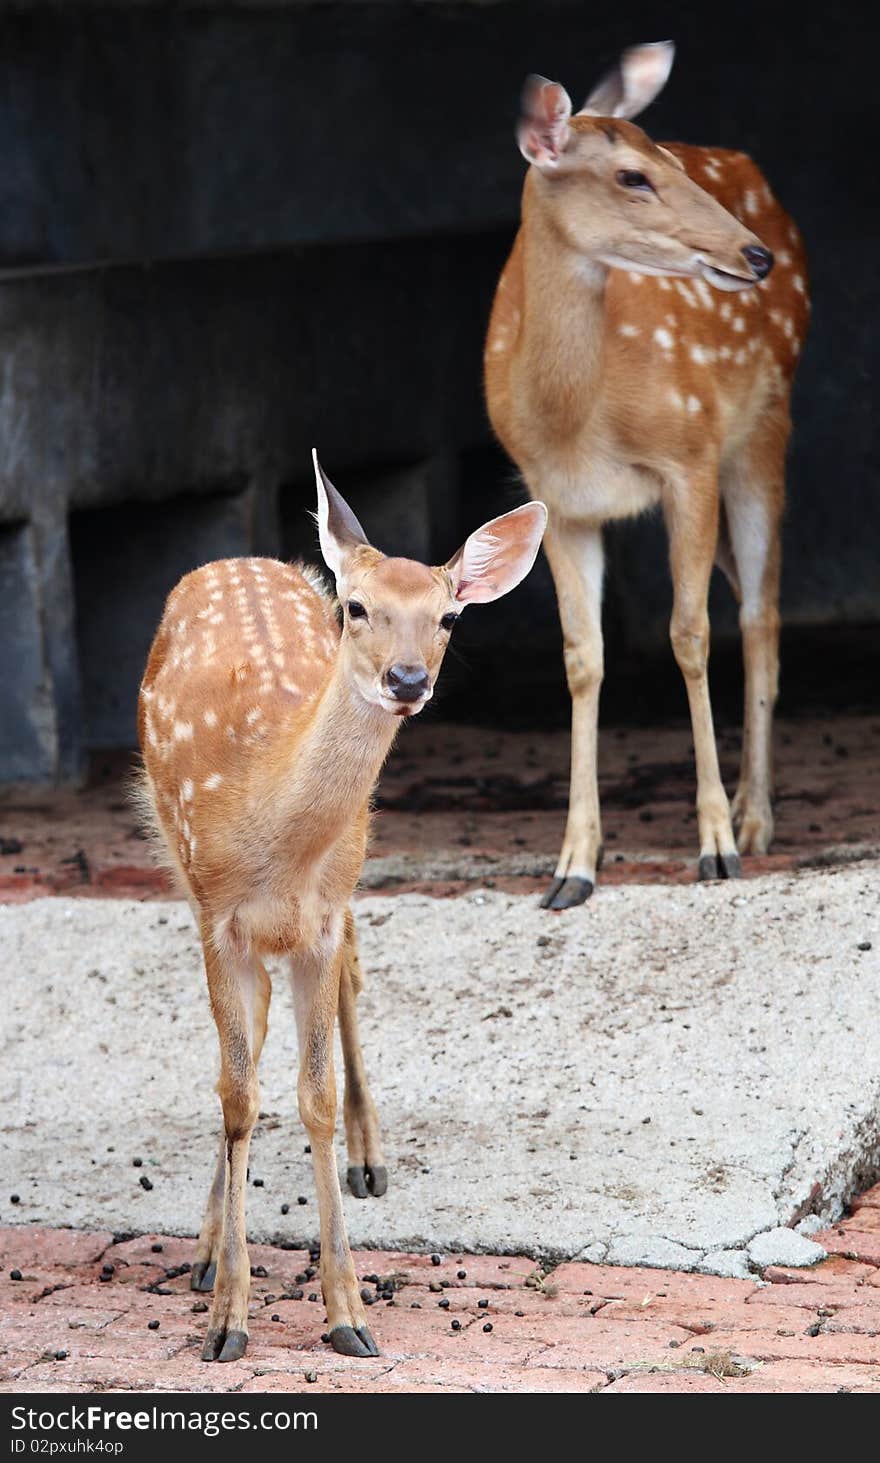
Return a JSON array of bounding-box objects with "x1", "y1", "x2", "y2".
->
[{"x1": 2, "y1": 862, "x2": 879, "y2": 1270}]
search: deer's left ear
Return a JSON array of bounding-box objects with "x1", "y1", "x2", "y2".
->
[
  {"x1": 579, "y1": 40, "x2": 675, "y2": 120},
  {"x1": 657, "y1": 144, "x2": 685, "y2": 171},
  {"x1": 312, "y1": 449, "x2": 370, "y2": 582},
  {"x1": 446, "y1": 502, "x2": 548, "y2": 605}
]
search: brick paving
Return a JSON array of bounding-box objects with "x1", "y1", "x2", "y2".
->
[{"x1": 1, "y1": 1186, "x2": 879, "y2": 1394}]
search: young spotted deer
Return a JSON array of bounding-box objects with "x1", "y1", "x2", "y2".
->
[
  {"x1": 485, "y1": 41, "x2": 809, "y2": 909},
  {"x1": 137, "y1": 452, "x2": 546, "y2": 1361}
]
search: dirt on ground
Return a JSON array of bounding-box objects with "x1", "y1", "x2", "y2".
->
[{"x1": 1, "y1": 716, "x2": 877, "y2": 902}]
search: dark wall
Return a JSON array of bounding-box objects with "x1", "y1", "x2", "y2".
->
[{"x1": 0, "y1": 2, "x2": 876, "y2": 773}]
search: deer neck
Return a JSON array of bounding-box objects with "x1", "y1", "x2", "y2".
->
[
  {"x1": 518, "y1": 187, "x2": 610, "y2": 441},
  {"x1": 264, "y1": 660, "x2": 400, "y2": 859}
]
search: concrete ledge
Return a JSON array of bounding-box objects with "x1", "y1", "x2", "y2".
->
[{"x1": 2, "y1": 864, "x2": 878, "y2": 1266}]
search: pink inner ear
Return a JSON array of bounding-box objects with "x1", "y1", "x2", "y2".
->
[{"x1": 520, "y1": 78, "x2": 571, "y2": 164}]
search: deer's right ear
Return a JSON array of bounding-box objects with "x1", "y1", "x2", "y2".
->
[
  {"x1": 517, "y1": 76, "x2": 573, "y2": 170},
  {"x1": 312, "y1": 449, "x2": 370, "y2": 582},
  {"x1": 579, "y1": 40, "x2": 675, "y2": 121}
]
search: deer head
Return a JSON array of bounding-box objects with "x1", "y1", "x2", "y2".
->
[
  {"x1": 517, "y1": 41, "x2": 774, "y2": 290},
  {"x1": 313, "y1": 451, "x2": 547, "y2": 716}
]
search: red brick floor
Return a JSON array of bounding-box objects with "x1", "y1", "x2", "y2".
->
[
  {"x1": 1, "y1": 716, "x2": 878, "y2": 903},
  {"x1": 2, "y1": 1187, "x2": 879, "y2": 1394}
]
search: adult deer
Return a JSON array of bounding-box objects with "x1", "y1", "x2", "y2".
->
[
  {"x1": 485, "y1": 41, "x2": 809, "y2": 909},
  {"x1": 137, "y1": 452, "x2": 546, "y2": 1361}
]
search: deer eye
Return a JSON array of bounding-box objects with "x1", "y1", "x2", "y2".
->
[
  {"x1": 440, "y1": 612, "x2": 459, "y2": 632},
  {"x1": 616, "y1": 169, "x2": 654, "y2": 191},
  {"x1": 347, "y1": 600, "x2": 367, "y2": 620}
]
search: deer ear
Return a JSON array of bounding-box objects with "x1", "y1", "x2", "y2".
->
[
  {"x1": 657, "y1": 144, "x2": 685, "y2": 171},
  {"x1": 517, "y1": 75, "x2": 573, "y2": 170},
  {"x1": 579, "y1": 40, "x2": 675, "y2": 120},
  {"x1": 312, "y1": 449, "x2": 370, "y2": 582},
  {"x1": 446, "y1": 502, "x2": 548, "y2": 606}
]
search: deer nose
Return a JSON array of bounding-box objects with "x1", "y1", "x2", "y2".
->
[
  {"x1": 742, "y1": 244, "x2": 774, "y2": 280},
  {"x1": 386, "y1": 663, "x2": 430, "y2": 703}
]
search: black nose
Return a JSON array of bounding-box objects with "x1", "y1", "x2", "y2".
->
[
  {"x1": 386, "y1": 663, "x2": 430, "y2": 703},
  {"x1": 742, "y1": 244, "x2": 774, "y2": 280}
]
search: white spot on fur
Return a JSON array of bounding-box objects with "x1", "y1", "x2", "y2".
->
[
  {"x1": 618, "y1": 323, "x2": 640, "y2": 338},
  {"x1": 793, "y1": 274, "x2": 805, "y2": 294},
  {"x1": 744, "y1": 190, "x2": 759, "y2": 215},
  {"x1": 668, "y1": 389, "x2": 684, "y2": 409},
  {"x1": 694, "y1": 281, "x2": 714, "y2": 310},
  {"x1": 245, "y1": 706, "x2": 263, "y2": 724},
  {"x1": 628, "y1": 272, "x2": 644, "y2": 284},
  {"x1": 203, "y1": 709, "x2": 218, "y2": 727},
  {"x1": 653, "y1": 327, "x2": 674, "y2": 350},
  {"x1": 204, "y1": 773, "x2": 222, "y2": 791},
  {"x1": 732, "y1": 316, "x2": 745, "y2": 332},
  {"x1": 675, "y1": 282, "x2": 697, "y2": 307},
  {"x1": 173, "y1": 720, "x2": 193, "y2": 742},
  {"x1": 180, "y1": 779, "x2": 194, "y2": 803},
  {"x1": 687, "y1": 395, "x2": 702, "y2": 414}
]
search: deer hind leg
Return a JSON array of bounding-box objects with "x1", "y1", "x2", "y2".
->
[
  {"x1": 192, "y1": 952, "x2": 271, "y2": 1296},
  {"x1": 664, "y1": 474, "x2": 741, "y2": 882},
  {"x1": 722, "y1": 427, "x2": 786, "y2": 855},
  {"x1": 338, "y1": 908, "x2": 387, "y2": 1199},
  {"x1": 289, "y1": 922, "x2": 378, "y2": 1358},
  {"x1": 540, "y1": 515, "x2": 605, "y2": 910},
  {"x1": 198, "y1": 924, "x2": 269, "y2": 1362}
]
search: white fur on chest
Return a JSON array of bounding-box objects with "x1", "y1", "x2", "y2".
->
[{"x1": 535, "y1": 450, "x2": 662, "y2": 524}]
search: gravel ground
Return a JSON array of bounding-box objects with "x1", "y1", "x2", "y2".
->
[{"x1": 2, "y1": 862, "x2": 879, "y2": 1269}]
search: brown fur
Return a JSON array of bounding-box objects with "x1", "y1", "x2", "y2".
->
[
  {"x1": 485, "y1": 104, "x2": 809, "y2": 901},
  {"x1": 136, "y1": 472, "x2": 547, "y2": 1360}
]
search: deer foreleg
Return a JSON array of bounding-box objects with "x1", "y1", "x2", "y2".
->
[
  {"x1": 540, "y1": 516, "x2": 605, "y2": 910},
  {"x1": 192, "y1": 954, "x2": 270, "y2": 1297},
  {"x1": 199, "y1": 931, "x2": 269, "y2": 1362},
  {"x1": 665, "y1": 477, "x2": 741, "y2": 881},
  {"x1": 724, "y1": 444, "x2": 785, "y2": 855},
  {"x1": 290, "y1": 923, "x2": 378, "y2": 1358}
]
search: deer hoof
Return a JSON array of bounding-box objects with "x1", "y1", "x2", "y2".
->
[
  {"x1": 218, "y1": 1329, "x2": 249, "y2": 1363},
  {"x1": 367, "y1": 1164, "x2": 387, "y2": 1197},
  {"x1": 541, "y1": 875, "x2": 593, "y2": 910},
  {"x1": 698, "y1": 853, "x2": 742, "y2": 882},
  {"x1": 190, "y1": 1260, "x2": 216, "y2": 1293},
  {"x1": 347, "y1": 1165, "x2": 369, "y2": 1198},
  {"x1": 201, "y1": 1325, "x2": 248, "y2": 1363},
  {"x1": 330, "y1": 1324, "x2": 379, "y2": 1357},
  {"x1": 347, "y1": 1164, "x2": 388, "y2": 1199}
]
